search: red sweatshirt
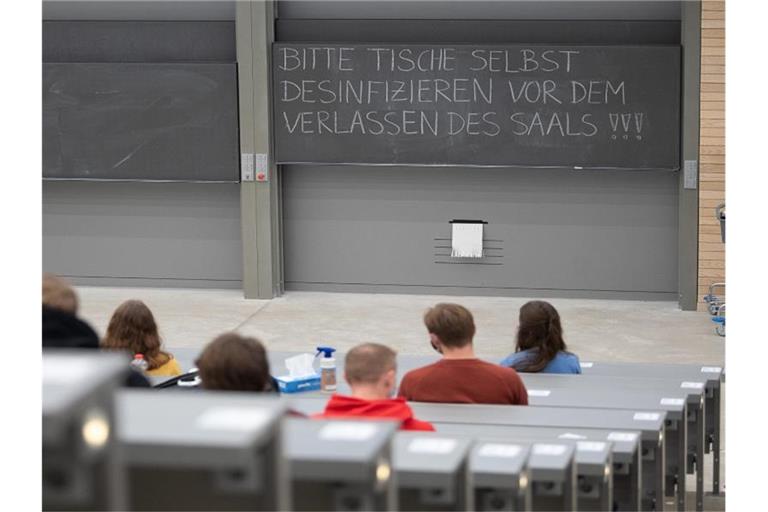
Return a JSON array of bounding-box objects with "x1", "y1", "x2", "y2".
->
[{"x1": 314, "y1": 394, "x2": 435, "y2": 431}]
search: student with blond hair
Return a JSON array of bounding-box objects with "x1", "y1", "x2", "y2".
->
[
  {"x1": 315, "y1": 342, "x2": 434, "y2": 431},
  {"x1": 398, "y1": 303, "x2": 528, "y2": 405},
  {"x1": 102, "y1": 300, "x2": 181, "y2": 377},
  {"x1": 42, "y1": 273, "x2": 79, "y2": 314}
]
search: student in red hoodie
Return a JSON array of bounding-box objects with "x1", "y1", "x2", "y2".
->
[{"x1": 315, "y1": 343, "x2": 435, "y2": 431}]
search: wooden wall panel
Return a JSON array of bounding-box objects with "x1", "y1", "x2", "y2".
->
[{"x1": 698, "y1": 0, "x2": 726, "y2": 309}]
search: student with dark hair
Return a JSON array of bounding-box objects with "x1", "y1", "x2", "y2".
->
[
  {"x1": 102, "y1": 300, "x2": 181, "y2": 377},
  {"x1": 500, "y1": 300, "x2": 582, "y2": 374},
  {"x1": 196, "y1": 333, "x2": 276, "y2": 392},
  {"x1": 398, "y1": 303, "x2": 528, "y2": 405},
  {"x1": 42, "y1": 273, "x2": 150, "y2": 388},
  {"x1": 315, "y1": 343, "x2": 434, "y2": 431}
]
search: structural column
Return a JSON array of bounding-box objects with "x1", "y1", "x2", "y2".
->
[
  {"x1": 236, "y1": 0, "x2": 283, "y2": 299},
  {"x1": 679, "y1": 0, "x2": 702, "y2": 310}
]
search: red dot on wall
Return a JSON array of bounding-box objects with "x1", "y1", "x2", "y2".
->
[{"x1": 257, "y1": 173, "x2": 265, "y2": 180}]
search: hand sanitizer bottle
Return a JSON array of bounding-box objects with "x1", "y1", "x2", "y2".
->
[{"x1": 316, "y1": 346, "x2": 337, "y2": 393}]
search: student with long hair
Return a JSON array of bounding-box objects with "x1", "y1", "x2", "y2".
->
[
  {"x1": 43, "y1": 274, "x2": 150, "y2": 387},
  {"x1": 500, "y1": 300, "x2": 581, "y2": 374},
  {"x1": 102, "y1": 300, "x2": 182, "y2": 377}
]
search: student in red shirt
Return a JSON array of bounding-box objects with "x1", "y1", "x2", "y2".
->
[
  {"x1": 315, "y1": 343, "x2": 435, "y2": 431},
  {"x1": 398, "y1": 303, "x2": 529, "y2": 405}
]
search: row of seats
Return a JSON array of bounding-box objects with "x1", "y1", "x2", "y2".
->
[{"x1": 43, "y1": 350, "x2": 723, "y2": 512}]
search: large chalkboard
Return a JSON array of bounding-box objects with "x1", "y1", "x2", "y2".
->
[
  {"x1": 273, "y1": 44, "x2": 680, "y2": 170},
  {"x1": 43, "y1": 63, "x2": 239, "y2": 181}
]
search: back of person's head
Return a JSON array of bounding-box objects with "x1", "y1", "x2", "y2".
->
[
  {"x1": 515, "y1": 300, "x2": 567, "y2": 372},
  {"x1": 42, "y1": 273, "x2": 79, "y2": 314},
  {"x1": 345, "y1": 343, "x2": 397, "y2": 395},
  {"x1": 196, "y1": 333, "x2": 273, "y2": 392},
  {"x1": 42, "y1": 273, "x2": 100, "y2": 349},
  {"x1": 423, "y1": 303, "x2": 476, "y2": 349},
  {"x1": 102, "y1": 300, "x2": 169, "y2": 370}
]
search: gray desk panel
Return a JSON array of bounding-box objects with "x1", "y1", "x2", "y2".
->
[
  {"x1": 44, "y1": 350, "x2": 129, "y2": 444},
  {"x1": 438, "y1": 424, "x2": 638, "y2": 464},
  {"x1": 285, "y1": 418, "x2": 398, "y2": 482},
  {"x1": 116, "y1": 390, "x2": 286, "y2": 467},
  {"x1": 525, "y1": 387, "x2": 685, "y2": 421},
  {"x1": 468, "y1": 438, "x2": 532, "y2": 512},
  {"x1": 452, "y1": 424, "x2": 637, "y2": 511},
  {"x1": 43, "y1": 350, "x2": 129, "y2": 418},
  {"x1": 580, "y1": 361, "x2": 723, "y2": 383},
  {"x1": 469, "y1": 439, "x2": 530, "y2": 488},
  {"x1": 394, "y1": 432, "x2": 472, "y2": 486},
  {"x1": 405, "y1": 402, "x2": 664, "y2": 512},
  {"x1": 580, "y1": 360, "x2": 723, "y2": 499}
]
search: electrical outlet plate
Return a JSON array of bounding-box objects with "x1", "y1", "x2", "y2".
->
[
  {"x1": 255, "y1": 153, "x2": 268, "y2": 182},
  {"x1": 241, "y1": 153, "x2": 254, "y2": 182},
  {"x1": 683, "y1": 159, "x2": 698, "y2": 189}
]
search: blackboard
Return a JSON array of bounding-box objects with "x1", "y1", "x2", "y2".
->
[
  {"x1": 43, "y1": 63, "x2": 239, "y2": 181},
  {"x1": 273, "y1": 44, "x2": 680, "y2": 170}
]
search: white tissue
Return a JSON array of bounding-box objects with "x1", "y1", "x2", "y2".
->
[
  {"x1": 285, "y1": 353, "x2": 317, "y2": 378},
  {"x1": 451, "y1": 223, "x2": 484, "y2": 258}
]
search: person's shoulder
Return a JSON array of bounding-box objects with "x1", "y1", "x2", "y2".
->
[
  {"x1": 403, "y1": 360, "x2": 441, "y2": 378},
  {"x1": 147, "y1": 357, "x2": 183, "y2": 377},
  {"x1": 479, "y1": 359, "x2": 525, "y2": 381},
  {"x1": 166, "y1": 357, "x2": 182, "y2": 374},
  {"x1": 484, "y1": 359, "x2": 520, "y2": 373},
  {"x1": 563, "y1": 352, "x2": 582, "y2": 373},
  {"x1": 400, "y1": 360, "x2": 444, "y2": 391},
  {"x1": 483, "y1": 362, "x2": 527, "y2": 403},
  {"x1": 499, "y1": 350, "x2": 530, "y2": 368},
  {"x1": 558, "y1": 350, "x2": 580, "y2": 363}
]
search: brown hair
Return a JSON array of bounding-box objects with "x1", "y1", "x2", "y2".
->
[
  {"x1": 513, "y1": 300, "x2": 568, "y2": 372},
  {"x1": 42, "y1": 273, "x2": 78, "y2": 314},
  {"x1": 345, "y1": 343, "x2": 397, "y2": 384},
  {"x1": 423, "y1": 303, "x2": 476, "y2": 348},
  {"x1": 102, "y1": 300, "x2": 171, "y2": 370},
  {"x1": 196, "y1": 333, "x2": 273, "y2": 392}
]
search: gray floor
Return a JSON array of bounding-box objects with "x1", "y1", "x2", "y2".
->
[
  {"x1": 78, "y1": 287, "x2": 725, "y2": 364},
  {"x1": 75, "y1": 286, "x2": 725, "y2": 507}
]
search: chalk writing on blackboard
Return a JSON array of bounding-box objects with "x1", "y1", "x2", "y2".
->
[{"x1": 273, "y1": 44, "x2": 680, "y2": 169}]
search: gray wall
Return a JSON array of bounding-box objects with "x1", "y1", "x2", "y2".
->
[
  {"x1": 283, "y1": 166, "x2": 678, "y2": 299},
  {"x1": 279, "y1": 0, "x2": 682, "y2": 299},
  {"x1": 42, "y1": 0, "x2": 686, "y2": 299},
  {"x1": 43, "y1": 182, "x2": 242, "y2": 288},
  {"x1": 42, "y1": 2, "x2": 242, "y2": 288},
  {"x1": 42, "y1": 1, "x2": 235, "y2": 20}
]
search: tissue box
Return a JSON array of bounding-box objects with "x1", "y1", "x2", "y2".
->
[{"x1": 274, "y1": 373, "x2": 321, "y2": 393}]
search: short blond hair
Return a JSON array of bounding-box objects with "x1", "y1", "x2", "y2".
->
[
  {"x1": 345, "y1": 343, "x2": 397, "y2": 384},
  {"x1": 42, "y1": 273, "x2": 78, "y2": 314}
]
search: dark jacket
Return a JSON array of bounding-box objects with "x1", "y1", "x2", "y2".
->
[
  {"x1": 42, "y1": 305, "x2": 99, "y2": 349},
  {"x1": 42, "y1": 306, "x2": 150, "y2": 388}
]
